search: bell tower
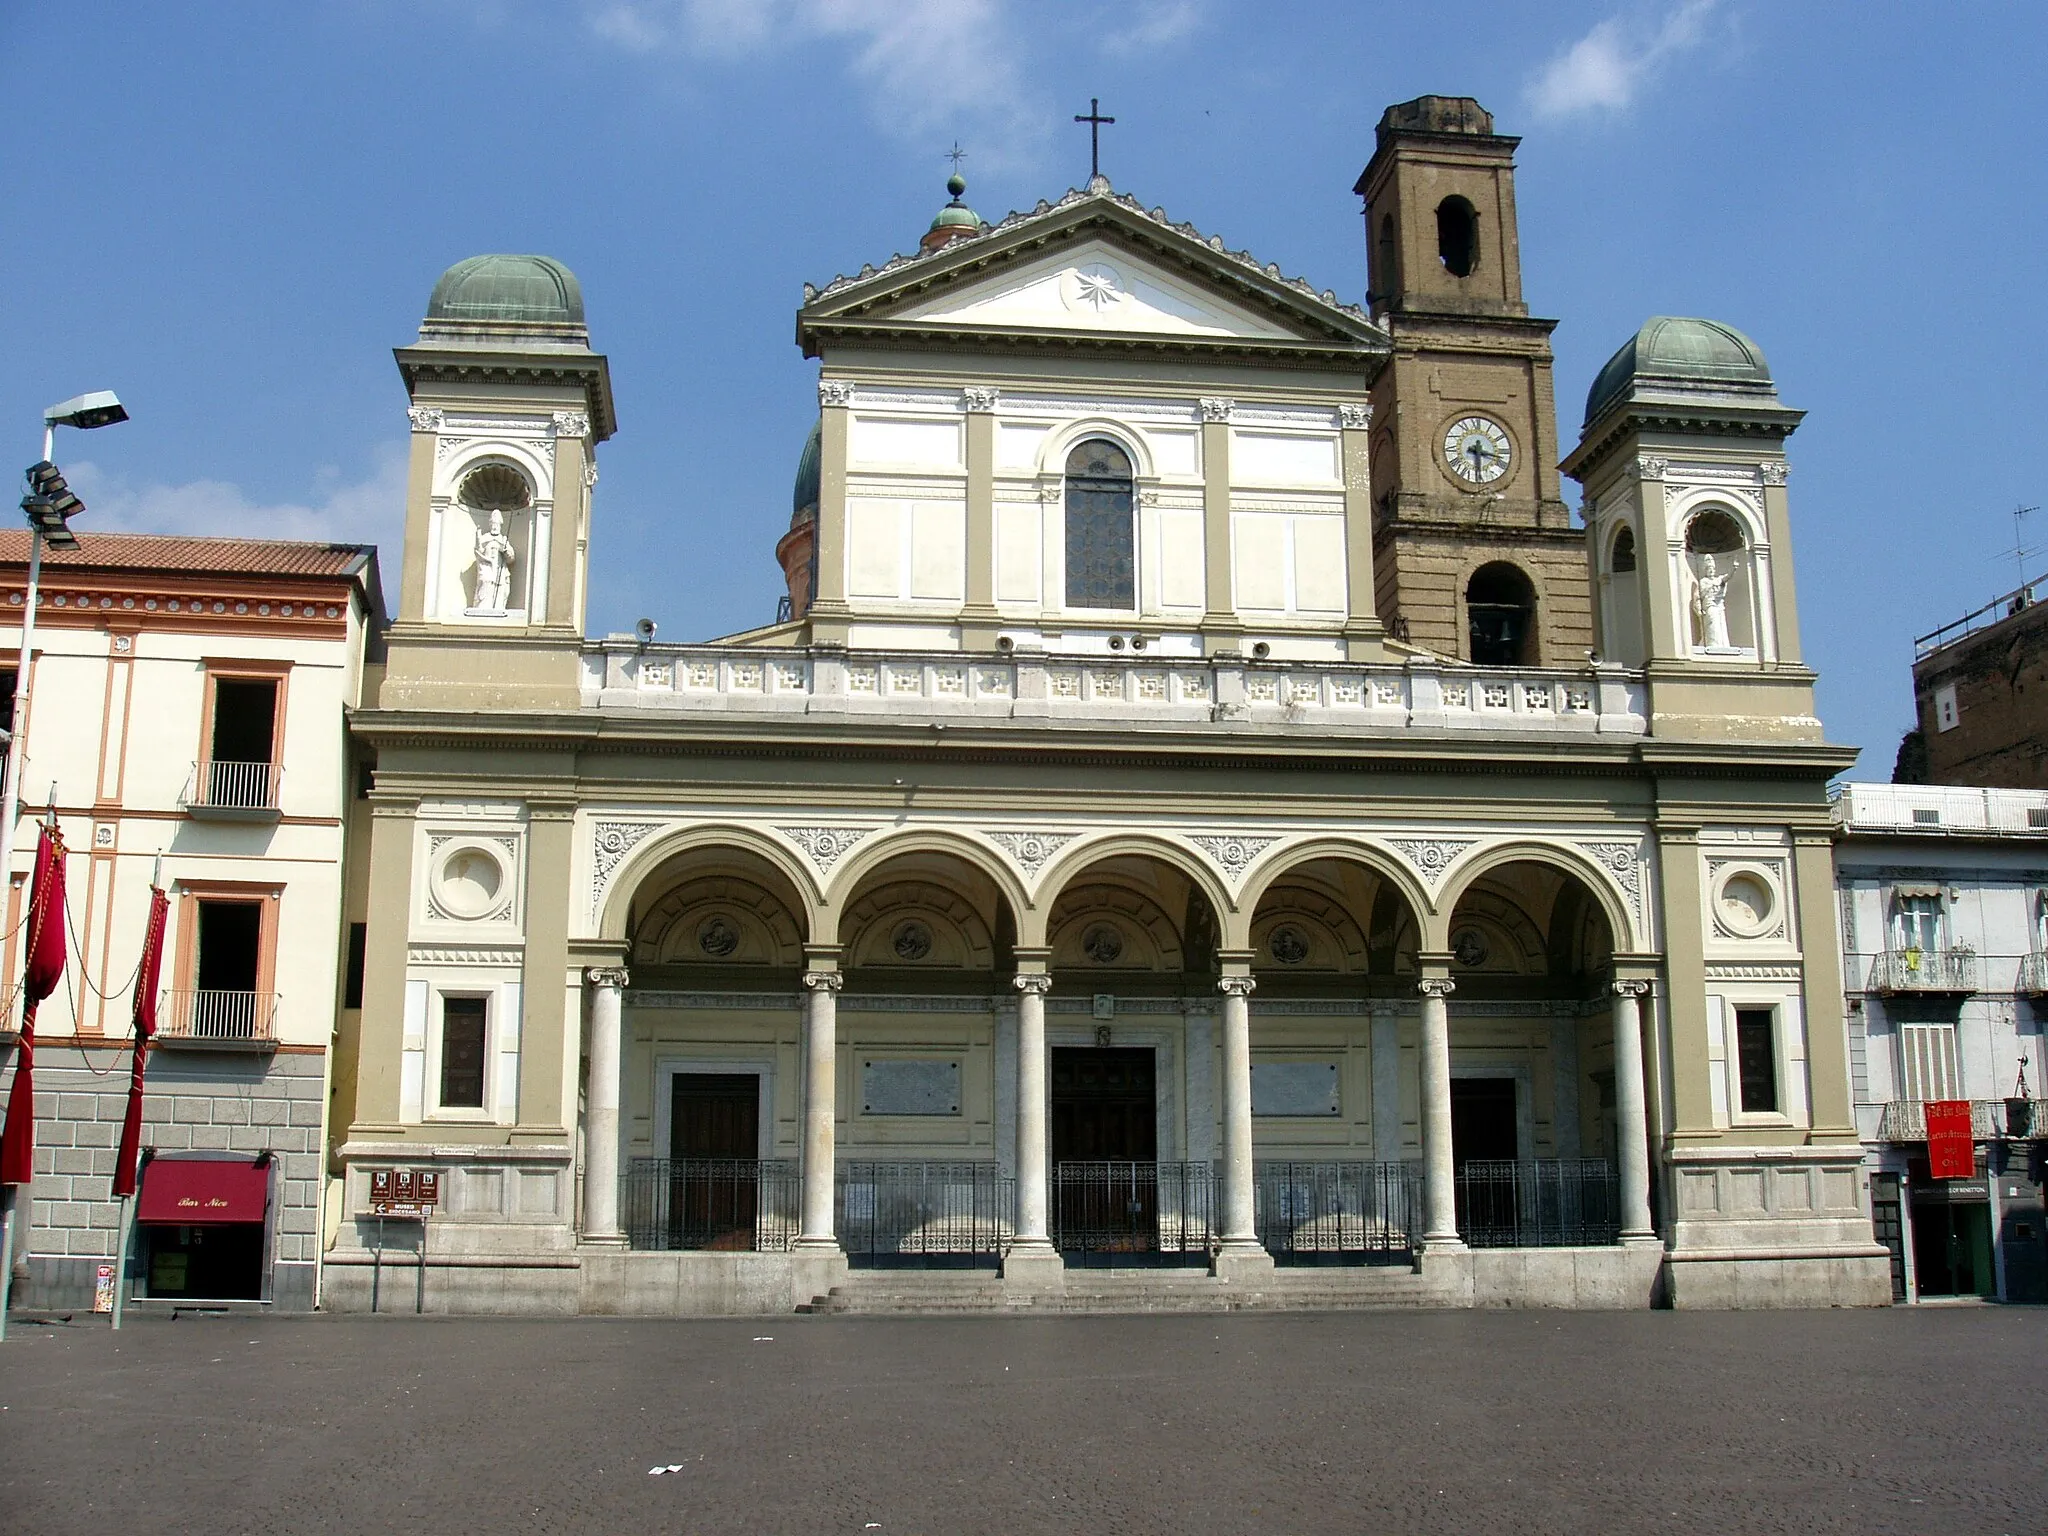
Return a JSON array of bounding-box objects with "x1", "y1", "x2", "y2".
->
[{"x1": 1355, "y1": 97, "x2": 1589, "y2": 666}]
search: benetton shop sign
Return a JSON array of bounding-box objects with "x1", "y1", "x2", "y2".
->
[{"x1": 1925, "y1": 1100, "x2": 1976, "y2": 1180}]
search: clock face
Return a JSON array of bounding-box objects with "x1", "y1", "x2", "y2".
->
[{"x1": 1442, "y1": 415, "x2": 1513, "y2": 485}]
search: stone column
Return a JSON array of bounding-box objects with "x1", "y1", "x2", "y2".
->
[
  {"x1": 1612, "y1": 979, "x2": 1656, "y2": 1239},
  {"x1": 1005, "y1": 971, "x2": 1061, "y2": 1287},
  {"x1": 1418, "y1": 972, "x2": 1463, "y2": 1251},
  {"x1": 581, "y1": 967, "x2": 629, "y2": 1246},
  {"x1": 796, "y1": 969, "x2": 844, "y2": 1251},
  {"x1": 1215, "y1": 972, "x2": 1271, "y2": 1277}
]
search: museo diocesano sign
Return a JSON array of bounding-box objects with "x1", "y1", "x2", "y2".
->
[
  {"x1": 368, "y1": 1168, "x2": 441, "y2": 1216},
  {"x1": 1925, "y1": 1100, "x2": 1976, "y2": 1180}
]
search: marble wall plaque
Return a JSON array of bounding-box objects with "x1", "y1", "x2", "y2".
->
[
  {"x1": 1252, "y1": 1061, "x2": 1340, "y2": 1116},
  {"x1": 861, "y1": 1059, "x2": 961, "y2": 1116}
]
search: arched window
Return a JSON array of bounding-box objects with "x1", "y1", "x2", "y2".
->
[
  {"x1": 1436, "y1": 196, "x2": 1478, "y2": 278},
  {"x1": 1610, "y1": 526, "x2": 1637, "y2": 572},
  {"x1": 1466, "y1": 561, "x2": 1536, "y2": 666},
  {"x1": 1604, "y1": 525, "x2": 1644, "y2": 665},
  {"x1": 1064, "y1": 438, "x2": 1135, "y2": 609}
]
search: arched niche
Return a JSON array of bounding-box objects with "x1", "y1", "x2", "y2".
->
[
  {"x1": 1465, "y1": 560, "x2": 1539, "y2": 666},
  {"x1": 628, "y1": 846, "x2": 813, "y2": 976},
  {"x1": 829, "y1": 847, "x2": 1017, "y2": 981},
  {"x1": 1244, "y1": 854, "x2": 1423, "y2": 984},
  {"x1": 1602, "y1": 521, "x2": 1646, "y2": 666},
  {"x1": 1440, "y1": 858, "x2": 1620, "y2": 994},
  {"x1": 1040, "y1": 852, "x2": 1220, "y2": 986},
  {"x1": 1682, "y1": 506, "x2": 1758, "y2": 654}
]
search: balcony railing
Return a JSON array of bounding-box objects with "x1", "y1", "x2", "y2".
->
[
  {"x1": 156, "y1": 990, "x2": 278, "y2": 1047},
  {"x1": 1455, "y1": 1159, "x2": 1620, "y2": 1248},
  {"x1": 2020, "y1": 953, "x2": 2048, "y2": 997},
  {"x1": 181, "y1": 759, "x2": 283, "y2": 819},
  {"x1": 1253, "y1": 1159, "x2": 1421, "y2": 1262},
  {"x1": 836, "y1": 1161, "x2": 1013, "y2": 1265},
  {"x1": 1053, "y1": 1161, "x2": 1217, "y2": 1261},
  {"x1": 1869, "y1": 948, "x2": 1979, "y2": 995},
  {"x1": 622, "y1": 1158, "x2": 800, "y2": 1252},
  {"x1": 1876, "y1": 1099, "x2": 2048, "y2": 1142}
]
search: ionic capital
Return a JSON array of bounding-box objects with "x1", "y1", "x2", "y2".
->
[
  {"x1": 585, "y1": 966, "x2": 631, "y2": 990},
  {"x1": 1216, "y1": 975, "x2": 1257, "y2": 998},
  {"x1": 1417, "y1": 977, "x2": 1456, "y2": 1000},
  {"x1": 1012, "y1": 973, "x2": 1054, "y2": 996},
  {"x1": 802, "y1": 970, "x2": 846, "y2": 994}
]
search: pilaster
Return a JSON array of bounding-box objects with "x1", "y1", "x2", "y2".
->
[
  {"x1": 516, "y1": 797, "x2": 576, "y2": 1138},
  {"x1": 808, "y1": 381, "x2": 852, "y2": 641},
  {"x1": 1199, "y1": 403, "x2": 1240, "y2": 651},
  {"x1": 352, "y1": 795, "x2": 419, "y2": 1129},
  {"x1": 961, "y1": 393, "x2": 1000, "y2": 647},
  {"x1": 1339, "y1": 405, "x2": 1385, "y2": 657},
  {"x1": 1654, "y1": 824, "x2": 1714, "y2": 1140}
]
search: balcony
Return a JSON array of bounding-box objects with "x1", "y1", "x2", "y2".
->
[
  {"x1": 181, "y1": 759, "x2": 283, "y2": 821},
  {"x1": 1869, "y1": 948, "x2": 1978, "y2": 996},
  {"x1": 2020, "y1": 953, "x2": 2048, "y2": 997},
  {"x1": 1876, "y1": 1099, "x2": 2048, "y2": 1142},
  {"x1": 156, "y1": 990, "x2": 278, "y2": 1051}
]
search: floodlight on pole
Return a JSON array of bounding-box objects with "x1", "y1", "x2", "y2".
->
[{"x1": 0, "y1": 390, "x2": 127, "y2": 1343}]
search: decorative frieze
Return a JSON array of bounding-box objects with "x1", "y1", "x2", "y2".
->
[
  {"x1": 590, "y1": 820, "x2": 661, "y2": 917},
  {"x1": 780, "y1": 825, "x2": 875, "y2": 873},
  {"x1": 1192, "y1": 835, "x2": 1277, "y2": 880},
  {"x1": 1389, "y1": 838, "x2": 1476, "y2": 885},
  {"x1": 1578, "y1": 839, "x2": 1647, "y2": 926},
  {"x1": 988, "y1": 830, "x2": 1077, "y2": 877}
]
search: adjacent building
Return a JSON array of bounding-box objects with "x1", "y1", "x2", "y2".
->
[
  {"x1": 0, "y1": 533, "x2": 380, "y2": 1310},
  {"x1": 1900, "y1": 574, "x2": 2047, "y2": 789},
  {"x1": 1835, "y1": 782, "x2": 2048, "y2": 1302},
  {"x1": 328, "y1": 97, "x2": 1889, "y2": 1315}
]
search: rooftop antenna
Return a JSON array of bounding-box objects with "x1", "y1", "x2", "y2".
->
[{"x1": 2010, "y1": 504, "x2": 2041, "y2": 588}]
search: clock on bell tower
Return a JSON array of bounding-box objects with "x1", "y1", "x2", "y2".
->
[{"x1": 1355, "y1": 96, "x2": 1590, "y2": 667}]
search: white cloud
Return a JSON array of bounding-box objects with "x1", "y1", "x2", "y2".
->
[
  {"x1": 1099, "y1": 0, "x2": 1205, "y2": 56},
  {"x1": 64, "y1": 444, "x2": 408, "y2": 562},
  {"x1": 1526, "y1": 1, "x2": 1718, "y2": 119}
]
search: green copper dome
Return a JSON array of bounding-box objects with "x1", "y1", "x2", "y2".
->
[
  {"x1": 792, "y1": 417, "x2": 821, "y2": 525},
  {"x1": 1584, "y1": 316, "x2": 1772, "y2": 425},
  {"x1": 929, "y1": 173, "x2": 984, "y2": 233},
  {"x1": 426, "y1": 254, "x2": 585, "y2": 326}
]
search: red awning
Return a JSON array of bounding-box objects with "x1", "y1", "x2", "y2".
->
[{"x1": 137, "y1": 1158, "x2": 270, "y2": 1224}]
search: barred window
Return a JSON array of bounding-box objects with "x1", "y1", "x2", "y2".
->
[{"x1": 1064, "y1": 439, "x2": 1135, "y2": 609}]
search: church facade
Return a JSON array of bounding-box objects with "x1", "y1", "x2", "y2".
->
[{"x1": 328, "y1": 97, "x2": 1890, "y2": 1313}]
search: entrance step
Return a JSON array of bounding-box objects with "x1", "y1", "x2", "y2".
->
[{"x1": 800, "y1": 1263, "x2": 1438, "y2": 1315}]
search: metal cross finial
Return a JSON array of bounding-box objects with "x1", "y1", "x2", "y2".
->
[
  {"x1": 1074, "y1": 97, "x2": 1115, "y2": 180},
  {"x1": 945, "y1": 142, "x2": 967, "y2": 174}
]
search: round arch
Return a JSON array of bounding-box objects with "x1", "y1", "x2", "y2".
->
[
  {"x1": 1236, "y1": 836, "x2": 1436, "y2": 938},
  {"x1": 595, "y1": 822, "x2": 824, "y2": 945},
  {"x1": 1034, "y1": 416, "x2": 1158, "y2": 482},
  {"x1": 432, "y1": 440, "x2": 555, "y2": 503},
  {"x1": 1664, "y1": 486, "x2": 1767, "y2": 552},
  {"x1": 1427, "y1": 839, "x2": 1638, "y2": 954},
  {"x1": 1034, "y1": 832, "x2": 1238, "y2": 952},
  {"x1": 821, "y1": 827, "x2": 1034, "y2": 949}
]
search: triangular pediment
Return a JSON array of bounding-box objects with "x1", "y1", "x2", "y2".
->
[
  {"x1": 798, "y1": 186, "x2": 1386, "y2": 360},
  {"x1": 892, "y1": 237, "x2": 1299, "y2": 340}
]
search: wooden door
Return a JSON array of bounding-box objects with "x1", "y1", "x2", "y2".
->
[
  {"x1": 669, "y1": 1074, "x2": 759, "y2": 1249},
  {"x1": 1052, "y1": 1048, "x2": 1158, "y2": 1251}
]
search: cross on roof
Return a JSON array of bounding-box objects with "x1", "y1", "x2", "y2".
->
[
  {"x1": 945, "y1": 142, "x2": 967, "y2": 173},
  {"x1": 1074, "y1": 98, "x2": 1115, "y2": 181}
]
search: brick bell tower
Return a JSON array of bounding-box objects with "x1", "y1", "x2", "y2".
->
[{"x1": 1356, "y1": 96, "x2": 1591, "y2": 667}]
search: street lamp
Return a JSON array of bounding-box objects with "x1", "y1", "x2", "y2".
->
[{"x1": 0, "y1": 390, "x2": 129, "y2": 922}]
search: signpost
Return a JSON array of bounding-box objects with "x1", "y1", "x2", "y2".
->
[{"x1": 366, "y1": 1168, "x2": 440, "y2": 1314}]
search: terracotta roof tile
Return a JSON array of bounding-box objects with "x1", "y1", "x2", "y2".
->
[{"x1": 0, "y1": 529, "x2": 375, "y2": 581}]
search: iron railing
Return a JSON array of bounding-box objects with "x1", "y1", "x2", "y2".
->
[
  {"x1": 1455, "y1": 1159, "x2": 1619, "y2": 1248},
  {"x1": 182, "y1": 759, "x2": 283, "y2": 815},
  {"x1": 1052, "y1": 1160, "x2": 1216, "y2": 1259},
  {"x1": 836, "y1": 1161, "x2": 1013, "y2": 1264},
  {"x1": 1875, "y1": 1099, "x2": 2048, "y2": 1142},
  {"x1": 1253, "y1": 1159, "x2": 1421, "y2": 1261},
  {"x1": 622, "y1": 1157, "x2": 799, "y2": 1252},
  {"x1": 2019, "y1": 952, "x2": 2048, "y2": 997},
  {"x1": 157, "y1": 990, "x2": 278, "y2": 1045},
  {"x1": 1869, "y1": 948, "x2": 1979, "y2": 995}
]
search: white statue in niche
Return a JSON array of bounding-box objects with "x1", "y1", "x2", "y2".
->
[
  {"x1": 469, "y1": 510, "x2": 514, "y2": 614},
  {"x1": 1692, "y1": 554, "x2": 1733, "y2": 650}
]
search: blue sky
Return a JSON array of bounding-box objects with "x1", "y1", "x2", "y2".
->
[{"x1": 4, "y1": 1, "x2": 2043, "y2": 778}]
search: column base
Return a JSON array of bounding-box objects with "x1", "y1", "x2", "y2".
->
[
  {"x1": 1211, "y1": 1242, "x2": 1275, "y2": 1284},
  {"x1": 792, "y1": 1236, "x2": 844, "y2": 1256},
  {"x1": 1420, "y1": 1235, "x2": 1467, "y2": 1255},
  {"x1": 1001, "y1": 1242, "x2": 1066, "y2": 1295},
  {"x1": 580, "y1": 1232, "x2": 629, "y2": 1249}
]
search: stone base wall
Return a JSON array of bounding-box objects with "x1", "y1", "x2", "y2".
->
[
  {"x1": 0, "y1": 1045, "x2": 325, "y2": 1311},
  {"x1": 1662, "y1": 1144, "x2": 1893, "y2": 1309}
]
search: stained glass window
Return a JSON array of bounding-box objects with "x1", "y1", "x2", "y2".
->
[{"x1": 1064, "y1": 438, "x2": 1135, "y2": 609}]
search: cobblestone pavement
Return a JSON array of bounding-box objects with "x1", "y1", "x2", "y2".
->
[{"x1": 1, "y1": 1307, "x2": 2042, "y2": 1535}]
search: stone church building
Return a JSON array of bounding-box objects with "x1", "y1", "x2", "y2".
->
[{"x1": 328, "y1": 96, "x2": 1889, "y2": 1312}]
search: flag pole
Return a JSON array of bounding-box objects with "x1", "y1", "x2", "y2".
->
[{"x1": 111, "y1": 853, "x2": 164, "y2": 1333}]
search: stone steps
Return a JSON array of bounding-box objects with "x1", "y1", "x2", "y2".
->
[{"x1": 800, "y1": 1263, "x2": 1440, "y2": 1315}]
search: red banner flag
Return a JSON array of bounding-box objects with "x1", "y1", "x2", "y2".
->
[
  {"x1": 1925, "y1": 1099, "x2": 1976, "y2": 1180},
  {"x1": 1, "y1": 822, "x2": 69, "y2": 1188},
  {"x1": 112, "y1": 883, "x2": 168, "y2": 1199}
]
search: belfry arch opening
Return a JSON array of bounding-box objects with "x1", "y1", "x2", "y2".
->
[
  {"x1": 1466, "y1": 561, "x2": 1538, "y2": 666},
  {"x1": 1436, "y1": 195, "x2": 1479, "y2": 278}
]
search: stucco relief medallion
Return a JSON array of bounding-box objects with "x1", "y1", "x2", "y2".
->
[
  {"x1": 988, "y1": 830, "x2": 1077, "y2": 877},
  {"x1": 1388, "y1": 838, "x2": 1475, "y2": 886},
  {"x1": 1060, "y1": 262, "x2": 1126, "y2": 315},
  {"x1": 1577, "y1": 839, "x2": 1646, "y2": 927},
  {"x1": 779, "y1": 824, "x2": 875, "y2": 873},
  {"x1": 590, "y1": 821, "x2": 661, "y2": 917},
  {"x1": 1191, "y1": 834, "x2": 1277, "y2": 880}
]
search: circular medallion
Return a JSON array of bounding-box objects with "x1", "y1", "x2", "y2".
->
[
  {"x1": 1082, "y1": 924, "x2": 1125, "y2": 964},
  {"x1": 1269, "y1": 925, "x2": 1311, "y2": 965},
  {"x1": 697, "y1": 916, "x2": 740, "y2": 958},
  {"x1": 1442, "y1": 415, "x2": 1513, "y2": 485},
  {"x1": 892, "y1": 921, "x2": 934, "y2": 961},
  {"x1": 433, "y1": 846, "x2": 505, "y2": 922},
  {"x1": 1451, "y1": 927, "x2": 1491, "y2": 968},
  {"x1": 1714, "y1": 870, "x2": 1778, "y2": 938}
]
